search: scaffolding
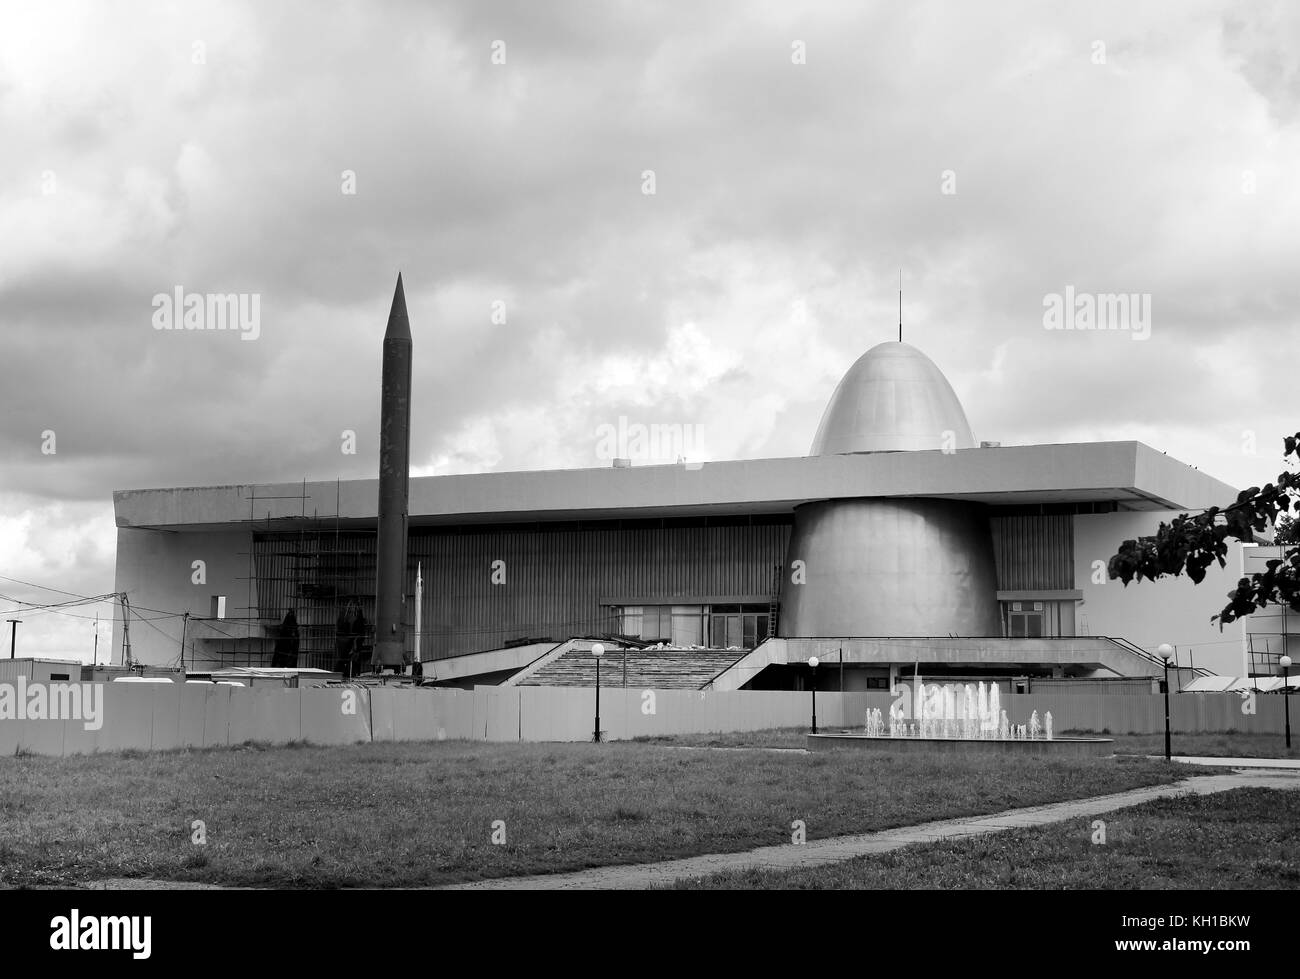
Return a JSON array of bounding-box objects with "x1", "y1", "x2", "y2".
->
[
  {"x1": 1246, "y1": 631, "x2": 1297, "y2": 678},
  {"x1": 223, "y1": 481, "x2": 379, "y2": 675}
]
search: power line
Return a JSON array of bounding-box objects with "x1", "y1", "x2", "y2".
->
[
  {"x1": 0, "y1": 574, "x2": 197, "y2": 621},
  {"x1": 0, "y1": 590, "x2": 116, "y2": 608},
  {"x1": 0, "y1": 592, "x2": 121, "y2": 620},
  {"x1": 0, "y1": 573, "x2": 100, "y2": 600}
]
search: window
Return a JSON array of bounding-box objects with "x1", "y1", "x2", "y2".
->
[
  {"x1": 1003, "y1": 600, "x2": 1063, "y2": 638},
  {"x1": 671, "y1": 605, "x2": 704, "y2": 646},
  {"x1": 1006, "y1": 607, "x2": 1043, "y2": 637},
  {"x1": 611, "y1": 604, "x2": 770, "y2": 649},
  {"x1": 614, "y1": 605, "x2": 706, "y2": 645},
  {"x1": 709, "y1": 611, "x2": 735, "y2": 648},
  {"x1": 210, "y1": 595, "x2": 227, "y2": 620},
  {"x1": 620, "y1": 606, "x2": 643, "y2": 637},
  {"x1": 708, "y1": 605, "x2": 769, "y2": 648},
  {"x1": 1007, "y1": 610, "x2": 1043, "y2": 637},
  {"x1": 642, "y1": 606, "x2": 667, "y2": 641}
]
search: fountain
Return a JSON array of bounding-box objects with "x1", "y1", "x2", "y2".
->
[
  {"x1": 865, "y1": 707, "x2": 885, "y2": 738},
  {"x1": 807, "y1": 676, "x2": 1113, "y2": 756}
]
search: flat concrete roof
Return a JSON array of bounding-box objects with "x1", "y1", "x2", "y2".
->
[{"x1": 113, "y1": 441, "x2": 1238, "y2": 531}]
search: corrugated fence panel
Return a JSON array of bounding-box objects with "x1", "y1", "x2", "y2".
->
[
  {"x1": 1002, "y1": 693, "x2": 1287, "y2": 735},
  {"x1": 383, "y1": 688, "x2": 438, "y2": 742},
  {"x1": 202, "y1": 685, "x2": 233, "y2": 748},
  {"x1": 520, "y1": 686, "x2": 591, "y2": 742},
  {"x1": 295, "y1": 688, "x2": 371, "y2": 745},
  {"x1": 2, "y1": 685, "x2": 1291, "y2": 756},
  {"x1": 228, "y1": 688, "x2": 299, "y2": 744},
  {"x1": 101, "y1": 683, "x2": 157, "y2": 752},
  {"x1": 178, "y1": 685, "x2": 209, "y2": 747},
  {"x1": 12, "y1": 718, "x2": 65, "y2": 756}
]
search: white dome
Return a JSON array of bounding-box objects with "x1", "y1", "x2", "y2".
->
[{"x1": 810, "y1": 341, "x2": 976, "y2": 454}]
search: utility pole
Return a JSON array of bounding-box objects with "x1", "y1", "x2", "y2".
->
[
  {"x1": 119, "y1": 593, "x2": 132, "y2": 668},
  {"x1": 180, "y1": 612, "x2": 190, "y2": 672},
  {"x1": 6, "y1": 619, "x2": 19, "y2": 659},
  {"x1": 93, "y1": 614, "x2": 99, "y2": 665}
]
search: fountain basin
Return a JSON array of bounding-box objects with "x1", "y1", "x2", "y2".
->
[{"x1": 807, "y1": 733, "x2": 1114, "y2": 757}]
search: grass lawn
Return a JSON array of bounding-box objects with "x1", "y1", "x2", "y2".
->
[
  {"x1": 633, "y1": 728, "x2": 811, "y2": 749},
  {"x1": 638, "y1": 727, "x2": 1300, "y2": 759},
  {"x1": 1090, "y1": 731, "x2": 1300, "y2": 761},
  {"x1": 0, "y1": 740, "x2": 1179, "y2": 889},
  {"x1": 670, "y1": 787, "x2": 1300, "y2": 889}
]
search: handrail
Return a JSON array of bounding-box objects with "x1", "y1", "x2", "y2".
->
[
  {"x1": 701, "y1": 648, "x2": 760, "y2": 690},
  {"x1": 1103, "y1": 636, "x2": 1213, "y2": 676}
]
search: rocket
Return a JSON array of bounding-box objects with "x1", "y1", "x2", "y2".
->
[{"x1": 372, "y1": 273, "x2": 412, "y2": 670}]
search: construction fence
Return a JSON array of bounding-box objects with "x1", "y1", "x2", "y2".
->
[{"x1": 0, "y1": 684, "x2": 1291, "y2": 758}]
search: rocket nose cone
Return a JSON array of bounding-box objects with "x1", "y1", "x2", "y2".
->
[{"x1": 385, "y1": 273, "x2": 411, "y2": 340}]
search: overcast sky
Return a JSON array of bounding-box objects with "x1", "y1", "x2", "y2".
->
[{"x1": 3, "y1": 0, "x2": 1298, "y2": 659}]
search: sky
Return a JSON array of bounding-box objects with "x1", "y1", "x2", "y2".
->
[{"x1": 2, "y1": 0, "x2": 1299, "y2": 660}]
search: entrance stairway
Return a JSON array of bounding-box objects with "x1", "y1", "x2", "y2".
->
[{"x1": 516, "y1": 645, "x2": 749, "y2": 689}]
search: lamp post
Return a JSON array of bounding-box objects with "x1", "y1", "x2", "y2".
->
[
  {"x1": 1157, "y1": 643, "x2": 1174, "y2": 762},
  {"x1": 808, "y1": 656, "x2": 819, "y2": 734},
  {"x1": 1281, "y1": 654, "x2": 1292, "y2": 750},
  {"x1": 592, "y1": 643, "x2": 604, "y2": 743}
]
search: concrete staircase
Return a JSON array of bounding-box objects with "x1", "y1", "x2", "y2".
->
[{"x1": 517, "y1": 646, "x2": 750, "y2": 689}]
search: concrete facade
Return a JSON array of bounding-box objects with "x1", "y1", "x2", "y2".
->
[
  {"x1": 108, "y1": 444, "x2": 1245, "y2": 679},
  {"x1": 113, "y1": 441, "x2": 1235, "y2": 530},
  {"x1": 1074, "y1": 511, "x2": 1246, "y2": 677}
]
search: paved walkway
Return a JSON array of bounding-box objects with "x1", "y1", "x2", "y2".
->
[
  {"x1": 1162, "y1": 755, "x2": 1300, "y2": 770},
  {"x1": 441, "y1": 769, "x2": 1300, "y2": 890}
]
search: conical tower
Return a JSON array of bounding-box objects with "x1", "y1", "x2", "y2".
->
[{"x1": 373, "y1": 274, "x2": 413, "y2": 670}]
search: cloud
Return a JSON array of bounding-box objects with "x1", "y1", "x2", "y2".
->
[
  {"x1": 0, "y1": 494, "x2": 118, "y2": 662},
  {"x1": 2, "y1": 0, "x2": 1299, "y2": 650}
]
